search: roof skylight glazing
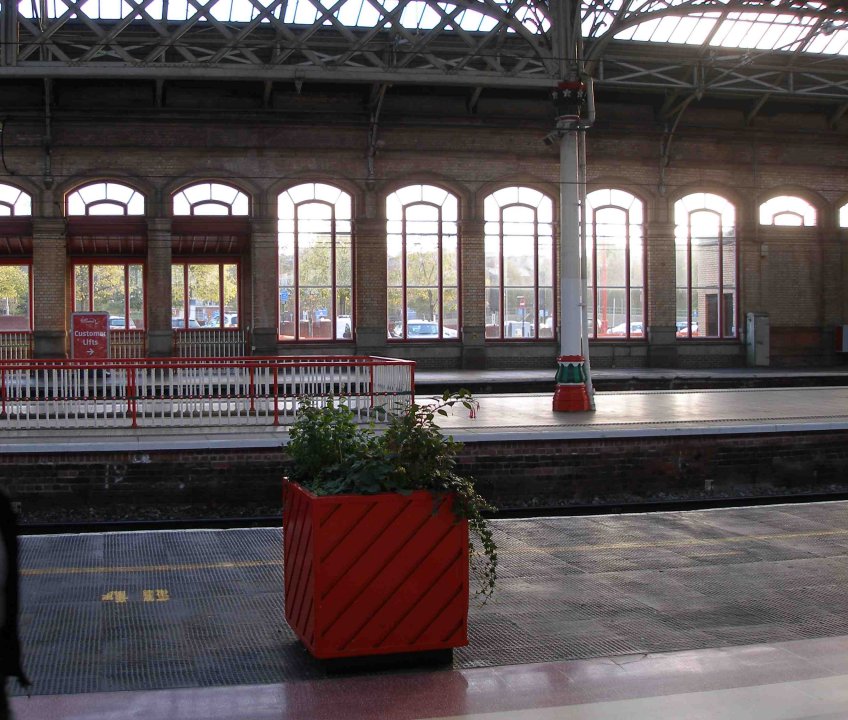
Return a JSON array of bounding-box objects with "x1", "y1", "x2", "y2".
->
[
  {"x1": 19, "y1": 0, "x2": 546, "y2": 33},
  {"x1": 18, "y1": 0, "x2": 847, "y2": 57}
]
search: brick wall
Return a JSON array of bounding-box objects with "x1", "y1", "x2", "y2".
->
[
  {"x1": 3, "y1": 87, "x2": 847, "y2": 368},
  {"x1": 3, "y1": 431, "x2": 847, "y2": 523}
]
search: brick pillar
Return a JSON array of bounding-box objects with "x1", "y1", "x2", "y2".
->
[
  {"x1": 32, "y1": 218, "x2": 67, "y2": 358},
  {"x1": 146, "y1": 218, "x2": 172, "y2": 357},
  {"x1": 354, "y1": 217, "x2": 388, "y2": 352},
  {"x1": 645, "y1": 217, "x2": 678, "y2": 367},
  {"x1": 251, "y1": 219, "x2": 279, "y2": 355},
  {"x1": 460, "y1": 218, "x2": 486, "y2": 369}
]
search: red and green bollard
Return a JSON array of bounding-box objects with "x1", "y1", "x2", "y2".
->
[{"x1": 552, "y1": 354, "x2": 592, "y2": 412}]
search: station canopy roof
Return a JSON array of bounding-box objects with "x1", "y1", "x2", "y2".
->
[{"x1": 8, "y1": 0, "x2": 848, "y2": 106}]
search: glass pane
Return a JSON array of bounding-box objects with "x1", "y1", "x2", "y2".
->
[
  {"x1": 676, "y1": 288, "x2": 690, "y2": 337},
  {"x1": 675, "y1": 236, "x2": 688, "y2": 292},
  {"x1": 336, "y1": 237, "x2": 352, "y2": 287},
  {"x1": 188, "y1": 264, "x2": 221, "y2": 327},
  {"x1": 278, "y1": 235, "x2": 295, "y2": 287},
  {"x1": 0, "y1": 265, "x2": 30, "y2": 330},
  {"x1": 485, "y1": 286, "x2": 500, "y2": 338},
  {"x1": 504, "y1": 288, "x2": 535, "y2": 338},
  {"x1": 172, "y1": 265, "x2": 185, "y2": 327},
  {"x1": 596, "y1": 288, "x2": 627, "y2": 337},
  {"x1": 442, "y1": 288, "x2": 458, "y2": 338},
  {"x1": 279, "y1": 286, "x2": 295, "y2": 339},
  {"x1": 503, "y1": 236, "x2": 534, "y2": 287},
  {"x1": 298, "y1": 225, "x2": 332, "y2": 288},
  {"x1": 629, "y1": 289, "x2": 644, "y2": 336},
  {"x1": 691, "y1": 234, "x2": 719, "y2": 290},
  {"x1": 407, "y1": 288, "x2": 438, "y2": 324},
  {"x1": 299, "y1": 287, "x2": 332, "y2": 339},
  {"x1": 387, "y1": 288, "x2": 403, "y2": 338},
  {"x1": 442, "y1": 235, "x2": 457, "y2": 287},
  {"x1": 406, "y1": 236, "x2": 438, "y2": 288},
  {"x1": 387, "y1": 235, "x2": 403, "y2": 288},
  {"x1": 75, "y1": 265, "x2": 90, "y2": 312},
  {"x1": 723, "y1": 292, "x2": 736, "y2": 337},
  {"x1": 336, "y1": 287, "x2": 353, "y2": 339},
  {"x1": 484, "y1": 235, "x2": 500, "y2": 289},
  {"x1": 694, "y1": 289, "x2": 718, "y2": 337},
  {"x1": 538, "y1": 236, "x2": 553, "y2": 287},
  {"x1": 92, "y1": 265, "x2": 126, "y2": 319},
  {"x1": 723, "y1": 233, "x2": 737, "y2": 287},
  {"x1": 128, "y1": 264, "x2": 144, "y2": 329},
  {"x1": 630, "y1": 232, "x2": 644, "y2": 288},
  {"x1": 595, "y1": 234, "x2": 625, "y2": 287},
  {"x1": 538, "y1": 287, "x2": 554, "y2": 338},
  {"x1": 223, "y1": 264, "x2": 238, "y2": 327}
]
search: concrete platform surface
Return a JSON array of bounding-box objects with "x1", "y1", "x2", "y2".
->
[
  {"x1": 9, "y1": 500, "x2": 848, "y2": 720},
  {"x1": 2, "y1": 385, "x2": 847, "y2": 452}
]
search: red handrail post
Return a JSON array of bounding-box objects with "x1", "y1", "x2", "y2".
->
[
  {"x1": 272, "y1": 366, "x2": 279, "y2": 426},
  {"x1": 128, "y1": 368, "x2": 138, "y2": 428},
  {"x1": 249, "y1": 366, "x2": 256, "y2": 415}
]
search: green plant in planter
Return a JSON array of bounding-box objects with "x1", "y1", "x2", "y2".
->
[{"x1": 287, "y1": 390, "x2": 498, "y2": 601}]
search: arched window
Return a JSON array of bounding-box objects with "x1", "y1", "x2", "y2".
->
[
  {"x1": 840, "y1": 203, "x2": 848, "y2": 228},
  {"x1": 675, "y1": 193, "x2": 737, "y2": 339},
  {"x1": 586, "y1": 189, "x2": 645, "y2": 339},
  {"x1": 278, "y1": 183, "x2": 353, "y2": 341},
  {"x1": 484, "y1": 187, "x2": 554, "y2": 340},
  {"x1": 171, "y1": 183, "x2": 248, "y2": 330},
  {"x1": 173, "y1": 182, "x2": 249, "y2": 216},
  {"x1": 387, "y1": 185, "x2": 459, "y2": 341},
  {"x1": 0, "y1": 183, "x2": 32, "y2": 216},
  {"x1": 66, "y1": 182, "x2": 146, "y2": 332},
  {"x1": 759, "y1": 196, "x2": 816, "y2": 227},
  {"x1": 67, "y1": 181, "x2": 145, "y2": 216}
]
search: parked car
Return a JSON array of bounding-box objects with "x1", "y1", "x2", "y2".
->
[
  {"x1": 676, "y1": 321, "x2": 699, "y2": 337},
  {"x1": 607, "y1": 321, "x2": 644, "y2": 336},
  {"x1": 392, "y1": 321, "x2": 458, "y2": 339},
  {"x1": 108, "y1": 316, "x2": 136, "y2": 329},
  {"x1": 172, "y1": 317, "x2": 201, "y2": 329}
]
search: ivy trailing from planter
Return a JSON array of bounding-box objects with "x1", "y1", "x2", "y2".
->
[{"x1": 287, "y1": 390, "x2": 498, "y2": 601}]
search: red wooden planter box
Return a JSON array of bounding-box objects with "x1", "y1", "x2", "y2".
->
[{"x1": 283, "y1": 480, "x2": 469, "y2": 659}]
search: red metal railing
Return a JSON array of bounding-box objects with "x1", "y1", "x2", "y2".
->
[{"x1": 0, "y1": 355, "x2": 414, "y2": 430}]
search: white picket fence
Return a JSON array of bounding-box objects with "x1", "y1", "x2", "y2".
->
[{"x1": 0, "y1": 356, "x2": 414, "y2": 429}]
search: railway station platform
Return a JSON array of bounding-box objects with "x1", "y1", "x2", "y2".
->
[{"x1": 9, "y1": 500, "x2": 848, "y2": 719}]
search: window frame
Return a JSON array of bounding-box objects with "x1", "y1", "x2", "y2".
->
[
  {"x1": 277, "y1": 183, "x2": 355, "y2": 343},
  {"x1": 71, "y1": 259, "x2": 147, "y2": 330},
  {"x1": 170, "y1": 258, "x2": 241, "y2": 330},
  {"x1": 173, "y1": 182, "x2": 250, "y2": 217},
  {"x1": 387, "y1": 185, "x2": 461, "y2": 342},
  {"x1": 759, "y1": 195, "x2": 816, "y2": 227},
  {"x1": 484, "y1": 187, "x2": 556, "y2": 342},
  {"x1": 66, "y1": 181, "x2": 146, "y2": 217},
  {"x1": 0, "y1": 183, "x2": 32, "y2": 217},
  {"x1": 585, "y1": 190, "x2": 647, "y2": 341},
  {"x1": 0, "y1": 261, "x2": 33, "y2": 332},
  {"x1": 674, "y1": 193, "x2": 738, "y2": 341}
]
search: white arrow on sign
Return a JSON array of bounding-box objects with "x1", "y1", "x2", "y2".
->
[{"x1": 87, "y1": 348, "x2": 95, "y2": 356}]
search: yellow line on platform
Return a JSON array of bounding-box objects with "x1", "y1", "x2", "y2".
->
[
  {"x1": 21, "y1": 528, "x2": 848, "y2": 577},
  {"x1": 22, "y1": 559, "x2": 280, "y2": 577},
  {"x1": 520, "y1": 528, "x2": 848, "y2": 554}
]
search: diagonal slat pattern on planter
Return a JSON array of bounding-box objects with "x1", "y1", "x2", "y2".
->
[{"x1": 283, "y1": 482, "x2": 469, "y2": 659}]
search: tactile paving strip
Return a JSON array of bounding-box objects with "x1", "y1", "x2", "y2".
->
[{"x1": 12, "y1": 501, "x2": 848, "y2": 696}]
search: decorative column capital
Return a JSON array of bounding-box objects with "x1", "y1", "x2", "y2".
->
[
  {"x1": 147, "y1": 218, "x2": 172, "y2": 243},
  {"x1": 31, "y1": 218, "x2": 67, "y2": 241}
]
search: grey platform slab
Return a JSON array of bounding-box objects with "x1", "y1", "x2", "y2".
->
[{"x1": 13, "y1": 500, "x2": 848, "y2": 697}]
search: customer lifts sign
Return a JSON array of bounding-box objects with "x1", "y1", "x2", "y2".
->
[{"x1": 71, "y1": 312, "x2": 110, "y2": 359}]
